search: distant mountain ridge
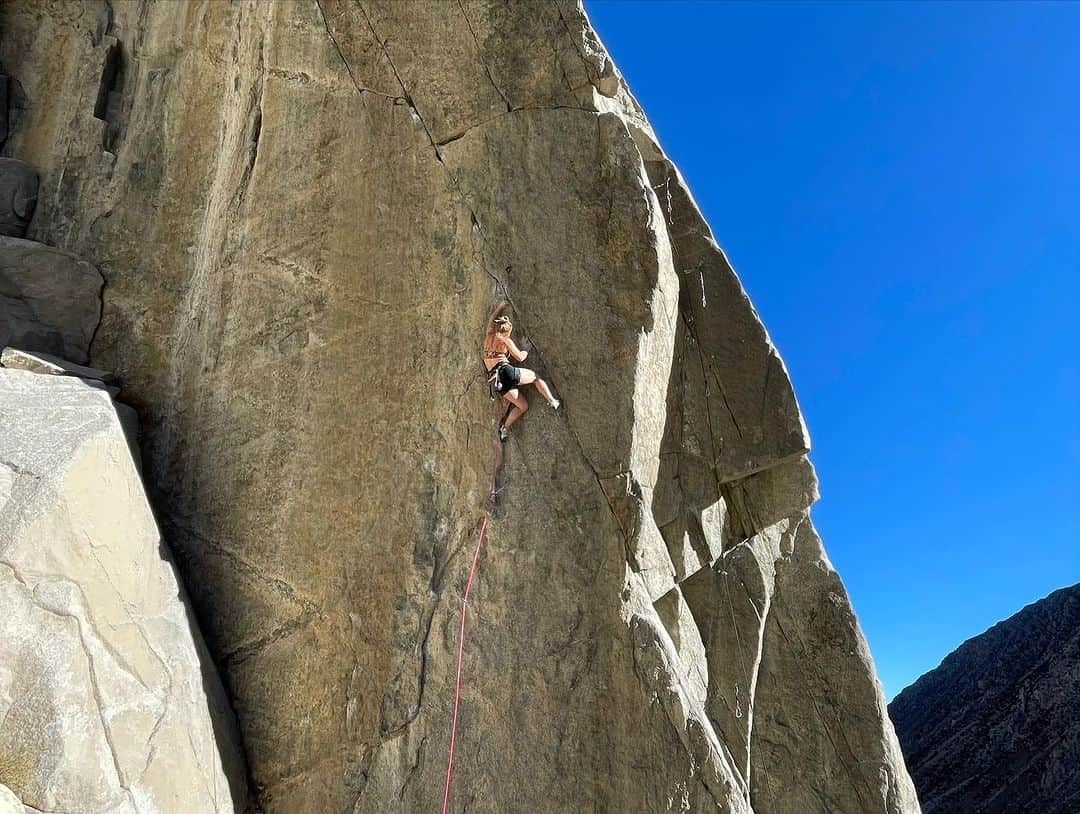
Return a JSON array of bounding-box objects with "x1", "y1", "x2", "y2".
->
[{"x1": 889, "y1": 583, "x2": 1080, "y2": 814}]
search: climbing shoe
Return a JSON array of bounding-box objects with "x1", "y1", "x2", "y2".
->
[
  {"x1": 498, "y1": 425, "x2": 509, "y2": 441},
  {"x1": 548, "y1": 399, "x2": 561, "y2": 410}
]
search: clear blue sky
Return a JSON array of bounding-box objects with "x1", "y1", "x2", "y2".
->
[{"x1": 586, "y1": 0, "x2": 1080, "y2": 698}]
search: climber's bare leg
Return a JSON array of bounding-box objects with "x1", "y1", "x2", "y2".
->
[
  {"x1": 502, "y1": 389, "x2": 528, "y2": 429},
  {"x1": 516, "y1": 368, "x2": 558, "y2": 406},
  {"x1": 534, "y1": 378, "x2": 556, "y2": 405}
]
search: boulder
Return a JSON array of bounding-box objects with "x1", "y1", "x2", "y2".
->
[
  {"x1": 0, "y1": 785, "x2": 20, "y2": 814},
  {"x1": 0, "y1": 158, "x2": 36, "y2": 238},
  {"x1": 1, "y1": 346, "x2": 117, "y2": 383},
  {"x1": 0, "y1": 369, "x2": 247, "y2": 813},
  {"x1": 0, "y1": 237, "x2": 102, "y2": 364}
]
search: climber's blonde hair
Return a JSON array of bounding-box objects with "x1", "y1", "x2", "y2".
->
[{"x1": 494, "y1": 316, "x2": 512, "y2": 334}]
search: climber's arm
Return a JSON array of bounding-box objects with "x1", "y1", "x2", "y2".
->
[{"x1": 503, "y1": 337, "x2": 528, "y2": 362}]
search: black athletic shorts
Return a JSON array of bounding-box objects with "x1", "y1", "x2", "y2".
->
[{"x1": 496, "y1": 362, "x2": 522, "y2": 392}]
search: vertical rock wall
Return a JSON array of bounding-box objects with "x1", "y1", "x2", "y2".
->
[{"x1": 0, "y1": 1, "x2": 919, "y2": 812}]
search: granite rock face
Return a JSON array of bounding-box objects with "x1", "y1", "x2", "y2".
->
[
  {"x1": 0, "y1": 236, "x2": 102, "y2": 363},
  {"x1": 1, "y1": 2, "x2": 917, "y2": 812},
  {"x1": 0, "y1": 784, "x2": 21, "y2": 814},
  {"x1": 0, "y1": 369, "x2": 247, "y2": 813},
  {"x1": 890, "y1": 584, "x2": 1080, "y2": 814}
]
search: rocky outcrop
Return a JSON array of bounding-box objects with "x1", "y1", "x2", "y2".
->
[
  {"x1": 0, "y1": 158, "x2": 37, "y2": 237},
  {"x1": 0, "y1": 237, "x2": 102, "y2": 363},
  {"x1": 0, "y1": 368, "x2": 247, "y2": 813},
  {"x1": 890, "y1": 584, "x2": 1080, "y2": 814},
  {"x1": 1, "y1": 2, "x2": 917, "y2": 812},
  {"x1": 0, "y1": 784, "x2": 21, "y2": 814},
  {"x1": 1, "y1": 346, "x2": 117, "y2": 383}
]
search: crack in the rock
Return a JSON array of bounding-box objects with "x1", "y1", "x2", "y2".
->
[
  {"x1": 74, "y1": 604, "x2": 137, "y2": 808},
  {"x1": 234, "y1": 32, "x2": 266, "y2": 214},
  {"x1": 20, "y1": 802, "x2": 68, "y2": 814},
  {"x1": 677, "y1": 312, "x2": 733, "y2": 515},
  {"x1": 452, "y1": 370, "x2": 479, "y2": 413},
  {"x1": 630, "y1": 617, "x2": 738, "y2": 810},
  {"x1": 769, "y1": 611, "x2": 875, "y2": 813},
  {"x1": 86, "y1": 265, "x2": 108, "y2": 362},
  {"x1": 563, "y1": 415, "x2": 634, "y2": 560},
  {"x1": 554, "y1": 5, "x2": 601, "y2": 90},
  {"x1": 167, "y1": 517, "x2": 320, "y2": 614},
  {"x1": 256, "y1": 753, "x2": 340, "y2": 805},
  {"x1": 681, "y1": 310, "x2": 744, "y2": 442},
  {"x1": 2, "y1": 563, "x2": 164, "y2": 700},
  {"x1": 139, "y1": 684, "x2": 172, "y2": 780},
  {"x1": 746, "y1": 553, "x2": 781, "y2": 812},
  {"x1": 434, "y1": 103, "x2": 594, "y2": 147},
  {"x1": 476, "y1": 266, "x2": 634, "y2": 568},
  {"x1": 401, "y1": 591, "x2": 442, "y2": 737},
  {"x1": 480, "y1": 265, "x2": 643, "y2": 569},
  {"x1": 80, "y1": 544, "x2": 166, "y2": 689},
  {"x1": 398, "y1": 734, "x2": 427, "y2": 803},
  {"x1": 355, "y1": 2, "x2": 442, "y2": 158},
  {"x1": 220, "y1": 607, "x2": 317, "y2": 668},
  {"x1": 313, "y1": 0, "x2": 403, "y2": 103},
  {"x1": 455, "y1": 0, "x2": 512, "y2": 112},
  {"x1": 0, "y1": 458, "x2": 40, "y2": 480},
  {"x1": 186, "y1": 721, "x2": 222, "y2": 812},
  {"x1": 351, "y1": 0, "x2": 500, "y2": 251}
]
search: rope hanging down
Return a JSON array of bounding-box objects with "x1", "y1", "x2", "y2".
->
[{"x1": 440, "y1": 436, "x2": 501, "y2": 814}]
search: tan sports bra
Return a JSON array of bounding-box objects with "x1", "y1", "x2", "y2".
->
[{"x1": 483, "y1": 334, "x2": 508, "y2": 361}]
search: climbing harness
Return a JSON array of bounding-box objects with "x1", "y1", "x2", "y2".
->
[
  {"x1": 440, "y1": 436, "x2": 501, "y2": 814},
  {"x1": 487, "y1": 360, "x2": 522, "y2": 401},
  {"x1": 486, "y1": 364, "x2": 504, "y2": 400}
]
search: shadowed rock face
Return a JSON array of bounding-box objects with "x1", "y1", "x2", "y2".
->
[
  {"x1": 0, "y1": 158, "x2": 37, "y2": 237},
  {"x1": 1, "y1": 2, "x2": 917, "y2": 812},
  {"x1": 890, "y1": 584, "x2": 1080, "y2": 814},
  {"x1": 0, "y1": 237, "x2": 101, "y2": 363}
]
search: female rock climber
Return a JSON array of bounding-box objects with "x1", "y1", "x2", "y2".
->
[{"x1": 482, "y1": 301, "x2": 559, "y2": 440}]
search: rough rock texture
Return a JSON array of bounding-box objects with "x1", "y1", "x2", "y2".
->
[
  {"x1": 1, "y1": 2, "x2": 917, "y2": 812},
  {"x1": 0, "y1": 72, "x2": 28, "y2": 151},
  {"x1": 0, "y1": 369, "x2": 247, "y2": 813},
  {"x1": 0, "y1": 158, "x2": 37, "y2": 238},
  {"x1": 890, "y1": 584, "x2": 1080, "y2": 814},
  {"x1": 1, "y1": 345, "x2": 117, "y2": 383},
  {"x1": 0, "y1": 236, "x2": 102, "y2": 363},
  {"x1": 0, "y1": 784, "x2": 21, "y2": 814}
]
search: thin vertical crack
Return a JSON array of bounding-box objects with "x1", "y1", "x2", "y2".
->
[
  {"x1": 355, "y1": 2, "x2": 442, "y2": 159},
  {"x1": 313, "y1": 0, "x2": 404, "y2": 103},
  {"x1": 456, "y1": 0, "x2": 512, "y2": 112}
]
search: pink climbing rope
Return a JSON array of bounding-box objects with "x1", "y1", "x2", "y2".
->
[
  {"x1": 440, "y1": 509, "x2": 490, "y2": 814},
  {"x1": 441, "y1": 434, "x2": 501, "y2": 814}
]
